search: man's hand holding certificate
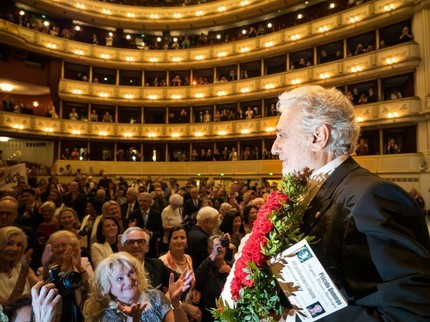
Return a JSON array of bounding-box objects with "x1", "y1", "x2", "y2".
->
[{"x1": 270, "y1": 240, "x2": 348, "y2": 322}]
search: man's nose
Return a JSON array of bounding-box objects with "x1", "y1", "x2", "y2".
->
[{"x1": 271, "y1": 138, "x2": 280, "y2": 155}]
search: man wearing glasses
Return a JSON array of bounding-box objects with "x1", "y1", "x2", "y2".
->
[{"x1": 120, "y1": 227, "x2": 179, "y2": 290}]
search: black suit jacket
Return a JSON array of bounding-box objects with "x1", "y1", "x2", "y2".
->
[
  {"x1": 120, "y1": 200, "x2": 139, "y2": 219},
  {"x1": 187, "y1": 225, "x2": 210, "y2": 270},
  {"x1": 183, "y1": 198, "x2": 202, "y2": 218},
  {"x1": 144, "y1": 257, "x2": 179, "y2": 289},
  {"x1": 129, "y1": 207, "x2": 163, "y2": 257},
  {"x1": 301, "y1": 157, "x2": 430, "y2": 321}
]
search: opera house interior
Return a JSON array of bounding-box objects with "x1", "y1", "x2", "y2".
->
[{"x1": 0, "y1": 0, "x2": 429, "y2": 206}]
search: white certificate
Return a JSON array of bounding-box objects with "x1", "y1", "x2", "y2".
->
[{"x1": 270, "y1": 239, "x2": 348, "y2": 321}]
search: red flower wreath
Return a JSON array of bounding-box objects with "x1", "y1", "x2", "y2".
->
[{"x1": 230, "y1": 191, "x2": 289, "y2": 299}]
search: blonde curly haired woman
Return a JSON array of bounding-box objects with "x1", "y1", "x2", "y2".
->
[{"x1": 84, "y1": 251, "x2": 190, "y2": 322}]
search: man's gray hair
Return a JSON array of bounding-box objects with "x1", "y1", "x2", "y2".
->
[
  {"x1": 169, "y1": 194, "x2": 184, "y2": 207},
  {"x1": 277, "y1": 85, "x2": 360, "y2": 156},
  {"x1": 196, "y1": 206, "x2": 219, "y2": 223},
  {"x1": 120, "y1": 226, "x2": 150, "y2": 246}
]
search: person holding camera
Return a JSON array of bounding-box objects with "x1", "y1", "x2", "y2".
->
[
  {"x1": 38, "y1": 230, "x2": 93, "y2": 322},
  {"x1": 195, "y1": 235, "x2": 231, "y2": 322},
  {"x1": 0, "y1": 227, "x2": 38, "y2": 321},
  {"x1": 83, "y1": 252, "x2": 190, "y2": 322}
]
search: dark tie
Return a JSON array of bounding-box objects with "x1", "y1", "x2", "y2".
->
[
  {"x1": 144, "y1": 211, "x2": 148, "y2": 226},
  {"x1": 126, "y1": 203, "x2": 133, "y2": 218}
]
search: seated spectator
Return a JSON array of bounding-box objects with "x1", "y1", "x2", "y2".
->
[
  {"x1": 89, "y1": 110, "x2": 98, "y2": 122},
  {"x1": 245, "y1": 106, "x2": 253, "y2": 119},
  {"x1": 195, "y1": 235, "x2": 231, "y2": 322},
  {"x1": 355, "y1": 138, "x2": 369, "y2": 156},
  {"x1": 70, "y1": 148, "x2": 79, "y2": 160},
  {"x1": 319, "y1": 49, "x2": 330, "y2": 64},
  {"x1": 92, "y1": 34, "x2": 98, "y2": 45},
  {"x1": 367, "y1": 87, "x2": 378, "y2": 103},
  {"x1": 203, "y1": 110, "x2": 212, "y2": 123},
  {"x1": 297, "y1": 58, "x2": 307, "y2": 69},
  {"x1": 69, "y1": 108, "x2": 78, "y2": 120},
  {"x1": 91, "y1": 216, "x2": 120, "y2": 269},
  {"x1": 46, "y1": 103, "x2": 58, "y2": 119},
  {"x1": 229, "y1": 148, "x2": 238, "y2": 161},
  {"x1": 0, "y1": 227, "x2": 38, "y2": 321},
  {"x1": 105, "y1": 34, "x2": 113, "y2": 46},
  {"x1": 253, "y1": 107, "x2": 261, "y2": 118},
  {"x1": 399, "y1": 26, "x2": 413, "y2": 42},
  {"x1": 390, "y1": 90, "x2": 402, "y2": 100},
  {"x1": 358, "y1": 93, "x2": 368, "y2": 104},
  {"x1": 214, "y1": 110, "x2": 221, "y2": 122},
  {"x1": 354, "y1": 43, "x2": 367, "y2": 55},
  {"x1": 102, "y1": 112, "x2": 113, "y2": 122},
  {"x1": 386, "y1": 138, "x2": 400, "y2": 154},
  {"x1": 171, "y1": 75, "x2": 182, "y2": 86}
]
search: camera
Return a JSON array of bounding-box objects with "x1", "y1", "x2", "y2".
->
[
  {"x1": 220, "y1": 238, "x2": 229, "y2": 248},
  {"x1": 46, "y1": 265, "x2": 82, "y2": 296}
]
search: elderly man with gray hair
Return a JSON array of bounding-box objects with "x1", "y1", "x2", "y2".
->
[{"x1": 186, "y1": 206, "x2": 220, "y2": 270}]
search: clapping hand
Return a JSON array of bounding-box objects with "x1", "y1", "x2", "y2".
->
[
  {"x1": 21, "y1": 249, "x2": 33, "y2": 270},
  {"x1": 169, "y1": 270, "x2": 192, "y2": 303}
]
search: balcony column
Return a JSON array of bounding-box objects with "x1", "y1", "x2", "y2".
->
[
  {"x1": 89, "y1": 66, "x2": 93, "y2": 83},
  {"x1": 116, "y1": 68, "x2": 119, "y2": 85}
]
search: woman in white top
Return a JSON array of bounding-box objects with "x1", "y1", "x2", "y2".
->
[
  {"x1": 161, "y1": 194, "x2": 184, "y2": 245},
  {"x1": 90, "y1": 216, "x2": 120, "y2": 269},
  {"x1": 0, "y1": 227, "x2": 39, "y2": 321}
]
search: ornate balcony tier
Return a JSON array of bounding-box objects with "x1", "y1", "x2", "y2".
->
[
  {"x1": 17, "y1": 0, "x2": 297, "y2": 30},
  {"x1": 0, "y1": 0, "x2": 415, "y2": 66},
  {"x1": 57, "y1": 42, "x2": 421, "y2": 104},
  {"x1": 52, "y1": 153, "x2": 426, "y2": 177},
  {"x1": 0, "y1": 98, "x2": 423, "y2": 140}
]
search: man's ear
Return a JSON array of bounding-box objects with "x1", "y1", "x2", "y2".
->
[{"x1": 311, "y1": 124, "x2": 330, "y2": 151}]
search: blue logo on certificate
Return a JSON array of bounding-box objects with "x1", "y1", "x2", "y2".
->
[{"x1": 296, "y1": 246, "x2": 313, "y2": 263}]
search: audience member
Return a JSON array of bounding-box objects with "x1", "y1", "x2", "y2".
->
[
  {"x1": 128, "y1": 193, "x2": 163, "y2": 257},
  {"x1": 195, "y1": 235, "x2": 231, "y2": 322},
  {"x1": 187, "y1": 206, "x2": 220, "y2": 270},
  {"x1": 83, "y1": 252, "x2": 190, "y2": 322},
  {"x1": 91, "y1": 216, "x2": 120, "y2": 269},
  {"x1": 159, "y1": 226, "x2": 202, "y2": 321}
]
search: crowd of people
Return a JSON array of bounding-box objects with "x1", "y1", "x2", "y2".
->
[{"x1": 0, "y1": 170, "x2": 272, "y2": 321}]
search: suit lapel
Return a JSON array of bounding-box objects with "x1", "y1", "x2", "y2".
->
[{"x1": 302, "y1": 157, "x2": 360, "y2": 234}]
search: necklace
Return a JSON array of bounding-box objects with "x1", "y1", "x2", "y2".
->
[{"x1": 170, "y1": 253, "x2": 187, "y2": 265}]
